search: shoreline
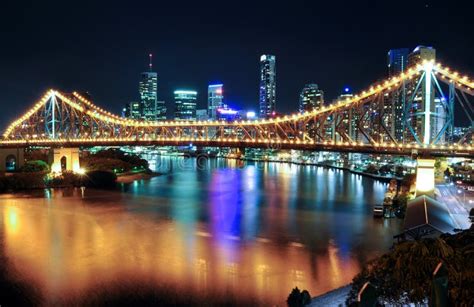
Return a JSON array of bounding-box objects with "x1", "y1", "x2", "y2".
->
[{"x1": 226, "y1": 156, "x2": 400, "y2": 183}]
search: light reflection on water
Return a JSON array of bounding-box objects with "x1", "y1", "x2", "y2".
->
[{"x1": 0, "y1": 157, "x2": 401, "y2": 305}]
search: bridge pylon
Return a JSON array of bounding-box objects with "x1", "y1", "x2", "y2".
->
[
  {"x1": 51, "y1": 148, "x2": 81, "y2": 173},
  {"x1": 0, "y1": 147, "x2": 25, "y2": 172},
  {"x1": 415, "y1": 158, "x2": 436, "y2": 197}
]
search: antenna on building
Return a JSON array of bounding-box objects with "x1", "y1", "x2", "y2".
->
[{"x1": 149, "y1": 53, "x2": 153, "y2": 72}]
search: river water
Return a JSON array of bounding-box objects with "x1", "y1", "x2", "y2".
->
[{"x1": 0, "y1": 157, "x2": 401, "y2": 305}]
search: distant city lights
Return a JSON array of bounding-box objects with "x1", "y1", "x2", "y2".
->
[{"x1": 246, "y1": 111, "x2": 256, "y2": 119}]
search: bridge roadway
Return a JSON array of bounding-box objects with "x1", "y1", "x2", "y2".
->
[{"x1": 0, "y1": 138, "x2": 472, "y2": 158}]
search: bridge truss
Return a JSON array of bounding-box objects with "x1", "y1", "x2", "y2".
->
[{"x1": 1, "y1": 61, "x2": 473, "y2": 157}]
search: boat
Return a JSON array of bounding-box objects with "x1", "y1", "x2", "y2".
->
[{"x1": 373, "y1": 204, "x2": 384, "y2": 217}]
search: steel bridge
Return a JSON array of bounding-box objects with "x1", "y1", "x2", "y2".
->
[{"x1": 0, "y1": 60, "x2": 473, "y2": 158}]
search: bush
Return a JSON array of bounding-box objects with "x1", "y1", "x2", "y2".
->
[
  {"x1": 81, "y1": 149, "x2": 149, "y2": 173},
  {"x1": 0, "y1": 173, "x2": 46, "y2": 190},
  {"x1": 378, "y1": 164, "x2": 392, "y2": 175},
  {"x1": 24, "y1": 149, "x2": 49, "y2": 163},
  {"x1": 45, "y1": 171, "x2": 83, "y2": 188},
  {"x1": 392, "y1": 195, "x2": 408, "y2": 218},
  {"x1": 287, "y1": 287, "x2": 311, "y2": 307},
  {"x1": 365, "y1": 164, "x2": 379, "y2": 174},
  {"x1": 20, "y1": 160, "x2": 50, "y2": 172},
  {"x1": 395, "y1": 165, "x2": 405, "y2": 177},
  {"x1": 84, "y1": 170, "x2": 117, "y2": 188}
]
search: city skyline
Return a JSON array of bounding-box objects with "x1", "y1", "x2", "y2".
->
[{"x1": 0, "y1": 2, "x2": 473, "y2": 306}]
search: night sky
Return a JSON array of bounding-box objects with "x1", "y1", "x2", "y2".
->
[{"x1": 1, "y1": 0, "x2": 473, "y2": 129}]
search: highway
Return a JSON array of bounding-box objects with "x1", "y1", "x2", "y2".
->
[{"x1": 436, "y1": 183, "x2": 473, "y2": 230}]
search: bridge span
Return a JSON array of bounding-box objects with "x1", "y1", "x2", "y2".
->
[{"x1": 0, "y1": 60, "x2": 473, "y2": 191}]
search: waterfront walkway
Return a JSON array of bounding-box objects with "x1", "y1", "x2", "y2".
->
[{"x1": 309, "y1": 285, "x2": 351, "y2": 306}]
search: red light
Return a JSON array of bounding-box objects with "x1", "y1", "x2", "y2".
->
[{"x1": 216, "y1": 89, "x2": 223, "y2": 95}]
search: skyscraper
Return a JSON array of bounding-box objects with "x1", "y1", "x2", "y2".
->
[
  {"x1": 259, "y1": 55, "x2": 276, "y2": 118},
  {"x1": 122, "y1": 104, "x2": 130, "y2": 118},
  {"x1": 196, "y1": 109, "x2": 209, "y2": 121},
  {"x1": 387, "y1": 48, "x2": 409, "y2": 77},
  {"x1": 129, "y1": 101, "x2": 141, "y2": 119},
  {"x1": 139, "y1": 54, "x2": 166, "y2": 120},
  {"x1": 387, "y1": 48, "x2": 409, "y2": 142},
  {"x1": 174, "y1": 90, "x2": 197, "y2": 120},
  {"x1": 208, "y1": 84, "x2": 224, "y2": 119},
  {"x1": 407, "y1": 45, "x2": 436, "y2": 67},
  {"x1": 299, "y1": 84, "x2": 324, "y2": 113}
]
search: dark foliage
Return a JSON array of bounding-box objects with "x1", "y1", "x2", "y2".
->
[
  {"x1": 395, "y1": 166, "x2": 405, "y2": 177},
  {"x1": 20, "y1": 160, "x2": 50, "y2": 172},
  {"x1": 346, "y1": 227, "x2": 474, "y2": 306},
  {"x1": 24, "y1": 149, "x2": 49, "y2": 163},
  {"x1": 46, "y1": 171, "x2": 83, "y2": 188},
  {"x1": 365, "y1": 164, "x2": 379, "y2": 174},
  {"x1": 378, "y1": 164, "x2": 392, "y2": 175},
  {"x1": 392, "y1": 194, "x2": 408, "y2": 218},
  {"x1": 81, "y1": 149, "x2": 149, "y2": 173},
  {"x1": 287, "y1": 287, "x2": 311, "y2": 306},
  {"x1": 0, "y1": 172, "x2": 46, "y2": 191},
  {"x1": 401, "y1": 173, "x2": 416, "y2": 189},
  {"x1": 83, "y1": 170, "x2": 117, "y2": 188}
]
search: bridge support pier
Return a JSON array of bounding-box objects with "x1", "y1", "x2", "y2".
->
[
  {"x1": 0, "y1": 148, "x2": 25, "y2": 172},
  {"x1": 415, "y1": 158, "x2": 436, "y2": 197},
  {"x1": 51, "y1": 148, "x2": 81, "y2": 173}
]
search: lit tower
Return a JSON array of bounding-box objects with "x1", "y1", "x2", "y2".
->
[
  {"x1": 259, "y1": 54, "x2": 276, "y2": 118},
  {"x1": 208, "y1": 84, "x2": 224, "y2": 119},
  {"x1": 174, "y1": 90, "x2": 197, "y2": 120},
  {"x1": 299, "y1": 84, "x2": 323, "y2": 113},
  {"x1": 139, "y1": 54, "x2": 166, "y2": 120}
]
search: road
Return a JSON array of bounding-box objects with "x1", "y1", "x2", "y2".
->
[{"x1": 436, "y1": 184, "x2": 473, "y2": 230}]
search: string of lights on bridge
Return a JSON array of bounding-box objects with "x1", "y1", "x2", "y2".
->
[{"x1": 2, "y1": 60, "x2": 474, "y2": 141}]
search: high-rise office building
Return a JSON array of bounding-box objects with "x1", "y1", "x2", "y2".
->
[
  {"x1": 196, "y1": 109, "x2": 209, "y2": 121},
  {"x1": 139, "y1": 54, "x2": 166, "y2": 120},
  {"x1": 208, "y1": 84, "x2": 224, "y2": 119},
  {"x1": 408, "y1": 45, "x2": 436, "y2": 67},
  {"x1": 122, "y1": 102, "x2": 141, "y2": 119},
  {"x1": 122, "y1": 104, "x2": 130, "y2": 118},
  {"x1": 128, "y1": 101, "x2": 141, "y2": 119},
  {"x1": 174, "y1": 90, "x2": 197, "y2": 120},
  {"x1": 259, "y1": 55, "x2": 276, "y2": 118},
  {"x1": 299, "y1": 84, "x2": 324, "y2": 113},
  {"x1": 387, "y1": 48, "x2": 410, "y2": 142},
  {"x1": 387, "y1": 48, "x2": 409, "y2": 77},
  {"x1": 156, "y1": 100, "x2": 167, "y2": 120}
]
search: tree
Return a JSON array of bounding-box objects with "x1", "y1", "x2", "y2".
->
[
  {"x1": 20, "y1": 160, "x2": 50, "y2": 173},
  {"x1": 365, "y1": 164, "x2": 379, "y2": 174},
  {"x1": 401, "y1": 173, "x2": 416, "y2": 189},
  {"x1": 379, "y1": 164, "x2": 392, "y2": 175},
  {"x1": 346, "y1": 228, "x2": 474, "y2": 305},
  {"x1": 81, "y1": 149, "x2": 149, "y2": 173},
  {"x1": 395, "y1": 165, "x2": 405, "y2": 177},
  {"x1": 287, "y1": 287, "x2": 311, "y2": 306},
  {"x1": 392, "y1": 195, "x2": 408, "y2": 218}
]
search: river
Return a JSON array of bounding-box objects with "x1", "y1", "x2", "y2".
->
[{"x1": 0, "y1": 157, "x2": 401, "y2": 305}]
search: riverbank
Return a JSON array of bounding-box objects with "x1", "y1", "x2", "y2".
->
[{"x1": 231, "y1": 156, "x2": 400, "y2": 183}]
